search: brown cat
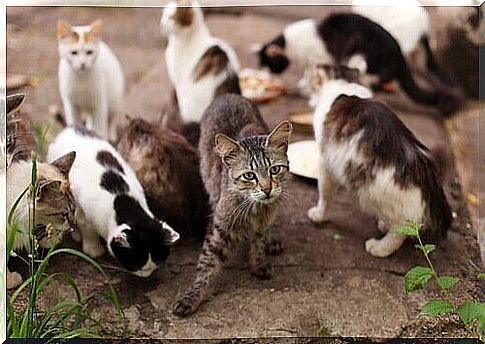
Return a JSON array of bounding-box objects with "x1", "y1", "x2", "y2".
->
[
  {"x1": 173, "y1": 94, "x2": 292, "y2": 317},
  {"x1": 4, "y1": 94, "x2": 77, "y2": 289},
  {"x1": 117, "y1": 117, "x2": 208, "y2": 238}
]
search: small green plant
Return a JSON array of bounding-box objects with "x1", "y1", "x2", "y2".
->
[
  {"x1": 396, "y1": 220, "x2": 485, "y2": 339},
  {"x1": 7, "y1": 152, "x2": 124, "y2": 339}
]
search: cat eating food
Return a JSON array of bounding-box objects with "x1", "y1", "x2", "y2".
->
[
  {"x1": 258, "y1": 13, "x2": 463, "y2": 116},
  {"x1": 47, "y1": 126, "x2": 180, "y2": 277},
  {"x1": 57, "y1": 19, "x2": 124, "y2": 141},
  {"x1": 160, "y1": 0, "x2": 241, "y2": 126},
  {"x1": 4, "y1": 94, "x2": 77, "y2": 289},
  {"x1": 117, "y1": 117, "x2": 209, "y2": 239},
  {"x1": 307, "y1": 64, "x2": 452, "y2": 257},
  {"x1": 173, "y1": 94, "x2": 292, "y2": 317}
]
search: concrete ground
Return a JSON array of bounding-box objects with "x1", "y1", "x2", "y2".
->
[{"x1": 6, "y1": 6, "x2": 483, "y2": 339}]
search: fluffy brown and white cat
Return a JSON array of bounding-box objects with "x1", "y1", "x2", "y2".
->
[
  {"x1": 117, "y1": 117, "x2": 209, "y2": 238},
  {"x1": 57, "y1": 19, "x2": 124, "y2": 141},
  {"x1": 4, "y1": 94, "x2": 77, "y2": 289},
  {"x1": 160, "y1": 0, "x2": 241, "y2": 125},
  {"x1": 307, "y1": 65, "x2": 452, "y2": 257},
  {"x1": 173, "y1": 94, "x2": 291, "y2": 317}
]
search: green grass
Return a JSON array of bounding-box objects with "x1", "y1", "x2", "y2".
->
[{"x1": 7, "y1": 152, "x2": 124, "y2": 339}]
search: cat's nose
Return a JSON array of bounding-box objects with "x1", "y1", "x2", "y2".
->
[{"x1": 262, "y1": 186, "x2": 272, "y2": 197}]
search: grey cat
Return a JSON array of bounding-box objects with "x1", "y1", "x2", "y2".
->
[{"x1": 173, "y1": 94, "x2": 292, "y2": 317}]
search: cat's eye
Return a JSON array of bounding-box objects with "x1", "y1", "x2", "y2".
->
[
  {"x1": 242, "y1": 172, "x2": 257, "y2": 181},
  {"x1": 86, "y1": 50, "x2": 94, "y2": 55},
  {"x1": 270, "y1": 165, "x2": 281, "y2": 175},
  {"x1": 71, "y1": 51, "x2": 78, "y2": 55}
]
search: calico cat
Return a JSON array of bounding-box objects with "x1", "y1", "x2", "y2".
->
[
  {"x1": 6, "y1": 94, "x2": 37, "y2": 168},
  {"x1": 117, "y1": 117, "x2": 208, "y2": 238},
  {"x1": 57, "y1": 19, "x2": 124, "y2": 141},
  {"x1": 258, "y1": 13, "x2": 463, "y2": 116},
  {"x1": 307, "y1": 65, "x2": 452, "y2": 257},
  {"x1": 160, "y1": 0, "x2": 241, "y2": 124},
  {"x1": 4, "y1": 95, "x2": 77, "y2": 289},
  {"x1": 47, "y1": 127, "x2": 180, "y2": 277},
  {"x1": 173, "y1": 94, "x2": 292, "y2": 317}
]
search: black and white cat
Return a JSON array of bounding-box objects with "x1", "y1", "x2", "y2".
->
[
  {"x1": 47, "y1": 127, "x2": 180, "y2": 277},
  {"x1": 258, "y1": 13, "x2": 463, "y2": 116}
]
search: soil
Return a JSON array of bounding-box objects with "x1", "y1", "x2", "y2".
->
[{"x1": 6, "y1": 5, "x2": 483, "y2": 340}]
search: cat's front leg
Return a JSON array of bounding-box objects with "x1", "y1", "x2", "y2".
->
[
  {"x1": 81, "y1": 227, "x2": 105, "y2": 258},
  {"x1": 7, "y1": 268, "x2": 22, "y2": 290},
  {"x1": 62, "y1": 99, "x2": 78, "y2": 126},
  {"x1": 250, "y1": 231, "x2": 272, "y2": 280},
  {"x1": 308, "y1": 165, "x2": 336, "y2": 224},
  {"x1": 365, "y1": 231, "x2": 406, "y2": 258},
  {"x1": 92, "y1": 101, "x2": 109, "y2": 140},
  {"x1": 173, "y1": 226, "x2": 234, "y2": 317}
]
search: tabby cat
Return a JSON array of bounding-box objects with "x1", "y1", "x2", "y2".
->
[
  {"x1": 117, "y1": 117, "x2": 208, "y2": 238},
  {"x1": 4, "y1": 94, "x2": 77, "y2": 289},
  {"x1": 173, "y1": 94, "x2": 292, "y2": 316}
]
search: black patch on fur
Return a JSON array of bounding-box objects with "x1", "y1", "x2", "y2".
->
[
  {"x1": 100, "y1": 171, "x2": 129, "y2": 195},
  {"x1": 74, "y1": 125, "x2": 98, "y2": 138},
  {"x1": 111, "y1": 195, "x2": 174, "y2": 272},
  {"x1": 96, "y1": 150, "x2": 124, "y2": 174},
  {"x1": 259, "y1": 34, "x2": 289, "y2": 74}
]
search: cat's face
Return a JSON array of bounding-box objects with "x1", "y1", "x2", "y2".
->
[
  {"x1": 160, "y1": 0, "x2": 203, "y2": 38},
  {"x1": 35, "y1": 151, "x2": 77, "y2": 247},
  {"x1": 109, "y1": 195, "x2": 180, "y2": 277},
  {"x1": 215, "y1": 121, "x2": 292, "y2": 204},
  {"x1": 259, "y1": 39, "x2": 290, "y2": 74},
  {"x1": 57, "y1": 19, "x2": 102, "y2": 72}
]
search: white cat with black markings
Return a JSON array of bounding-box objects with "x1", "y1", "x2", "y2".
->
[
  {"x1": 47, "y1": 127, "x2": 180, "y2": 277},
  {"x1": 308, "y1": 65, "x2": 452, "y2": 257},
  {"x1": 160, "y1": 0, "x2": 241, "y2": 123},
  {"x1": 57, "y1": 19, "x2": 124, "y2": 141}
]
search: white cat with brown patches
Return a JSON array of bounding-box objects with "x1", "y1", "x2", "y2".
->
[
  {"x1": 308, "y1": 65, "x2": 452, "y2": 257},
  {"x1": 57, "y1": 19, "x2": 124, "y2": 141},
  {"x1": 160, "y1": 0, "x2": 241, "y2": 123}
]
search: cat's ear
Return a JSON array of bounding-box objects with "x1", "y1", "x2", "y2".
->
[
  {"x1": 214, "y1": 134, "x2": 242, "y2": 166},
  {"x1": 160, "y1": 222, "x2": 180, "y2": 245},
  {"x1": 6, "y1": 94, "x2": 25, "y2": 115},
  {"x1": 340, "y1": 66, "x2": 361, "y2": 83},
  {"x1": 266, "y1": 121, "x2": 292, "y2": 153},
  {"x1": 89, "y1": 19, "x2": 103, "y2": 39},
  {"x1": 57, "y1": 20, "x2": 72, "y2": 40},
  {"x1": 51, "y1": 151, "x2": 76, "y2": 178},
  {"x1": 112, "y1": 226, "x2": 131, "y2": 248},
  {"x1": 266, "y1": 44, "x2": 285, "y2": 57}
]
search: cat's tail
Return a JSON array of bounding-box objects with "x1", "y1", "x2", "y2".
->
[{"x1": 395, "y1": 52, "x2": 464, "y2": 117}]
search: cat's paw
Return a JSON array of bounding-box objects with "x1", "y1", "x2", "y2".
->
[
  {"x1": 307, "y1": 206, "x2": 328, "y2": 223},
  {"x1": 83, "y1": 241, "x2": 106, "y2": 258},
  {"x1": 7, "y1": 271, "x2": 23, "y2": 290},
  {"x1": 365, "y1": 238, "x2": 393, "y2": 258},
  {"x1": 266, "y1": 240, "x2": 284, "y2": 256},
  {"x1": 251, "y1": 263, "x2": 273, "y2": 280},
  {"x1": 173, "y1": 295, "x2": 200, "y2": 317}
]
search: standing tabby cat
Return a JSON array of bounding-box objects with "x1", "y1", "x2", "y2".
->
[
  {"x1": 173, "y1": 94, "x2": 292, "y2": 316},
  {"x1": 4, "y1": 94, "x2": 77, "y2": 289},
  {"x1": 308, "y1": 65, "x2": 452, "y2": 257},
  {"x1": 57, "y1": 19, "x2": 124, "y2": 141},
  {"x1": 160, "y1": 0, "x2": 241, "y2": 124},
  {"x1": 117, "y1": 117, "x2": 208, "y2": 238},
  {"x1": 259, "y1": 13, "x2": 463, "y2": 116}
]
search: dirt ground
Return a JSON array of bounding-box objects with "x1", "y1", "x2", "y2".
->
[{"x1": 6, "y1": 6, "x2": 483, "y2": 340}]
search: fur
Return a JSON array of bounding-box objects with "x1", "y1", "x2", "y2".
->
[
  {"x1": 160, "y1": 0, "x2": 241, "y2": 123},
  {"x1": 308, "y1": 67, "x2": 452, "y2": 257},
  {"x1": 57, "y1": 19, "x2": 124, "y2": 141},
  {"x1": 47, "y1": 127, "x2": 180, "y2": 277},
  {"x1": 173, "y1": 94, "x2": 292, "y2": 317}
]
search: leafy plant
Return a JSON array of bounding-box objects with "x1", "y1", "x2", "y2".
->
[
  {"x1": 7, "y1": 152, "x2": 124, "y2": 339},
  {"x1": 395, "y1": 220, "x2": 485, "y2": 339}
]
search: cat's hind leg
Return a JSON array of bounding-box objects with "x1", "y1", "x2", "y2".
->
[
  {"x1": 365, "y1": 219, "x2": 407, "y2": 258},
  {"x1": 173, "y1": 223, "x2": 236, "y2": 317},
  {"x1": 308, "y1": 163, "x2": 336, "y2": 223},
  {"x1": 81, "y1": 227, "x2": 105, "y2": 258}
]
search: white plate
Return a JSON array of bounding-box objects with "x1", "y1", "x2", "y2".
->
[{"x1": 287, "y1": 140, "x2": 319, "y2": 180}]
